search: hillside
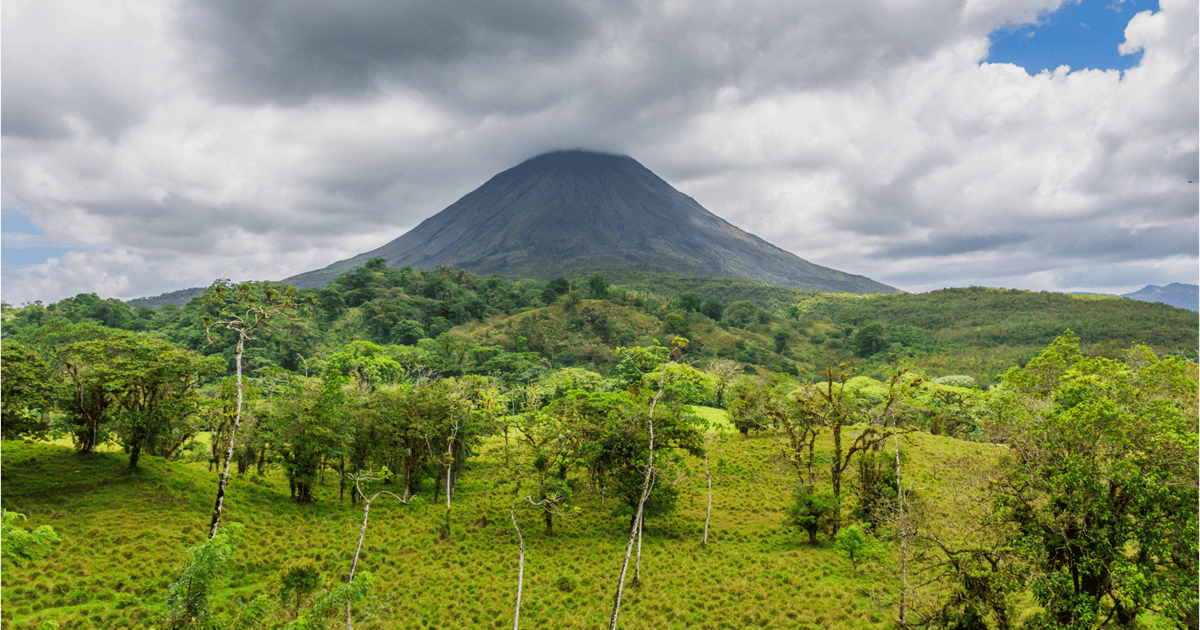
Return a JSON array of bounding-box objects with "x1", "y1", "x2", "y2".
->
[
  {"x1": 1, "y1": 418, "x2": 1003, "y2": 630},
  {"x1": 4, "y1": 269, "x2": 1196, "y2": 388},
  {"x1": 3, "y1": 289, "x2": 1195, "y2": 629}
]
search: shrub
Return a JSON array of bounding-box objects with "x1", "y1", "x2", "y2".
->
[
  {"x1": 786, "y1": 489, "x2": 837, "y2": 545},
  {"x1": 279, "y1": 557, "x2": 321, "y2": 616},
  {"x1": 834, "y1": 523, "x2": 886, "y2": 571}
]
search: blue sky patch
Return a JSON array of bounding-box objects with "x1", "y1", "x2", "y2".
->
[
  {"x1": 986, "y1": 0, "x2": 1159, "y2": 75},
  {"x1": 2, "y1": 211, "x2": 75, "y2": 269}
]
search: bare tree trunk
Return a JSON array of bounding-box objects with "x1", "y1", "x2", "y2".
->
[
  {"x1": 346, "y1": 496, "x2": 372, "y2": 630},
  {"x1": 345, "y1": 471, "x2": 405, "y2": 630},
  {"x1": 208, "y1": 335, "x2": 245, "y2": 539},
  {"x1": 511, "y1": 504, "x2": 527, "y2": 630},
  {"x1": 703, "y1": 435, "x2": 713, "y2": 545},
  {"x1": 633, "y1": 510, "x2": 645, "y2": 583}
]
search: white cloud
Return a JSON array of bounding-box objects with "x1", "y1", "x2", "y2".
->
[{"x1": 1, "y1": 0, "x2": 1195, "y2": 304}]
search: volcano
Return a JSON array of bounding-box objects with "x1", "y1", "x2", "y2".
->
[{"x1": 285, "y1": 150, "x2": 896, "y2": 294}]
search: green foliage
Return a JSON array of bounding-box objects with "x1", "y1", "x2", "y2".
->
[
  {"x1": 850, "y1": 322, "x2": 887, "y2": 358},
  {"x1": 261, "y1": 374, "x2": 351, "y2": 502},
  {"x1": 800, "y1": 286, "x2": 1198, "y2": 384},
  {"x1": 586, "y1": 274, "x2": 610, "y2": 300},
  {"x1": 670, "y1": 292, "x2": 703, "y2": 313},
  {"x1": 0, "y1": 339, "x2": 59, "y2": 440},
  {"x1": 662, "y1": 312, "x2": 691, "y2": 337},
  {"x1": 541, "y1": 276, "x2": 571, "y2": 304},
  {"x1": 787, "y1": 489, "x2": 837, "y2": 545},
  {"x1": 700, "y1": 299, "x2": 724, "y2": 321},
  {"x1": 773, "y1": 330, "x2": 790, "y2": 354},
  {"x1": 285, "y1": 571, "x2": 375, "y2": 630},
  {"x1": 18, "y1": 321, "x2": 224, "y2": 465},
  {"x1": 165, "y1": 522, "x2": 245, "y2": 629},
  {"x1": 3, "y1": 270, "x2": 1198, "y2": 629},
  {"x1": 833, "y1": 522, "x2": 886, "y2": 571},
  {"x1": 723, "y1": 301, "x2": 760, "y2": 328},
  {"x1": 986, "y1": 334, "x2": 1199, "y2": 628},
  {"x1": 0, "y1": 510, "x2": 60, "y2": 567},
  {"x1": 278, "y1": 558, "x2": 321, "y2": 617},
  {"x1": 325, "y1": 340, "x2": 403, "y2": 389}
]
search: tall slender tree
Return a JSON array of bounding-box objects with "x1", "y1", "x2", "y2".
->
[{"x1": 204, "y1": 281, "x2": 305, "y2": 538}]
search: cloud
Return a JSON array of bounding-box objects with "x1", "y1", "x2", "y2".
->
[{"x1": 1, "y1": 0, "x2": 1195, "y2": 305}]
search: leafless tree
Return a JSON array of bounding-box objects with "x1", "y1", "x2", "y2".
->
[
  {"x1": 344, "y1": 469, "x2": 415, "y2": 630},
  {"x1": 510, "y1": 494, "x2": 564, "y2": 630}
]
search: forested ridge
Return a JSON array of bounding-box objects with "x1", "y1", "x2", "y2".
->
[{"x1": 1, "y1": 264, "x2": 1197, "y2": 629}]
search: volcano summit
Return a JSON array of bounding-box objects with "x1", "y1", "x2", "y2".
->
[{"x1": 287, "y1": 151, "x2": 896, "y2": 294}]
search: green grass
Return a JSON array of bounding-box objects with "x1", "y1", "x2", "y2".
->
[{"x1": 1, "y1": 424, "x2": 1004, "y2": 630}]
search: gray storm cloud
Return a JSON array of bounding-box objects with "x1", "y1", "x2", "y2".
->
[{"x1": 1, "y1": 0, "x2": 1196, "y2": 304}]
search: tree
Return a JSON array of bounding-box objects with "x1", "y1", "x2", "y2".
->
[
  {"x1": 34, "y1": 321, "x2": 124, "y2": 453},
  {"x1": 808, "y1": 366, "x2": 914, "y2": 534},
  {"x1": 0, "y1": 339, "x2": 58, "y2": 440},
  {"x1": 540, "y1": 277, "x2": 570, "y2": 305},
  {"x1": 722, "y1": 301, "x2": 759, "y2": 328},
  {"x1": 835, "y1": 522, "x2": 886, "y2": 571},
  {"x1": 662, "y1": 312, "x2": 691, "y2": 337},
  {"x1": 509, "y1": 494, "x2": 565, "y2": 630},
  {"x1": 705, "y1": 359, "x2": 742, "y2": 409},
  {"x1": 279, "y1": 558, "x2": 322, "y2": 621},
  {"x1": 608, "y1": 338, "x2": 698, "y2": 629},
  {"x1": 204, "y1": 281, "x2": 305, "y2": 538},
  {"x1": 773, "y1": 330, "x2": 790, "y2": 354},
  {"x1": 36, "y1": 323, "x2": 221, "y2": 467},
  {"x1": 263, "y1": 374, "x2": 351, "y2": 503},
  {"x1": 732, "y1": 373, "x2": 840, "y2": 544},
  {"x1": 671, "y1": 292, "x2": 702, "y2": 313},
  {"x1": 344, "y1": 468, "x2": 413, "y2": 630},
  {"x1": 104, "y1": 335, "x2": 223, "y2": 468},
  {"x1": 511, "y1": 406, "x2": 577, "y2": 536},
  {"x1": 851, "y1": 322, "x2": 887, "y2": 358},
  {"x1": 326, "y1": 340, "x2": 403, "y2": 391},
  {"x1": 586, "y1": 274, "x2": 610, "y2": 300},
  {"x1": 986, "y1": 335, "x2": 1199, "y2": 629},
  {"x1": 608, "y1": 351, "x2": 670, "y2": 630},
  {"x1": 787, "y1": 488, "x2": 838, "y2": 545}
]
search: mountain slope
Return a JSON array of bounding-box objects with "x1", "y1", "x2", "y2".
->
[
  {"x1": 1121, "y1": 283, "x2": 1198, "y2": 312},
  {"x1": 285, "y1": 151, "x2": 896, "y2": 294}
]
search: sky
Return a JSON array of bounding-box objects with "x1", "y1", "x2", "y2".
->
[{"x1": 2, "y1": 0, "x2": 1196, "y2": 305}]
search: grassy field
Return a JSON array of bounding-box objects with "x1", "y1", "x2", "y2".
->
[{"x1": 1, "y1": 411, "x2": 1006, "y2": 630}]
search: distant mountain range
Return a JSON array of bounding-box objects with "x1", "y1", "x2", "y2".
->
[
  {"x1": 1119, "y1": 283, "x2": 1198, "y2": 312},
  {"x1": 1066, "y1": 283, "x2": 1198, "y2": 312},
  {"x1": 283, "y1": 150, "x2": 897, "y2": 294}
]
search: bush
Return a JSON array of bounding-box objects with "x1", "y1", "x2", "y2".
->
[
  {"x1": 279, "y1": 557, "x2": 322, "y2": 615},
  {"x1": 834, "y1": 523, "x2": 886, "y2": 571},
  {"x1": 786, "y1": 489, "x2": 837, "y2": 545}
]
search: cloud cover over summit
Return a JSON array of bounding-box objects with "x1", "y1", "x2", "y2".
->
[{"x1": 2, "y1": 0, "x2": 1196, "y2": 304}]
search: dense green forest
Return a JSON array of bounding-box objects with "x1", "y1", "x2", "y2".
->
[
  {"x1": 2, "y1": 261, "x2": 1195, "y2": 386},
  {"x1": 1, "y1": 266, "x2": 1197, "y2": 629}
]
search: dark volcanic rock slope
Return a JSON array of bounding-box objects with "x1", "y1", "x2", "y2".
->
[{"x1": 286, "y1": 151, "x2": 896, "y2": 294}]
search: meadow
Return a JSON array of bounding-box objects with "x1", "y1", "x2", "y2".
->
[{"x1": 0, "y1": 409, "x2": 1003, "y2": 630}]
